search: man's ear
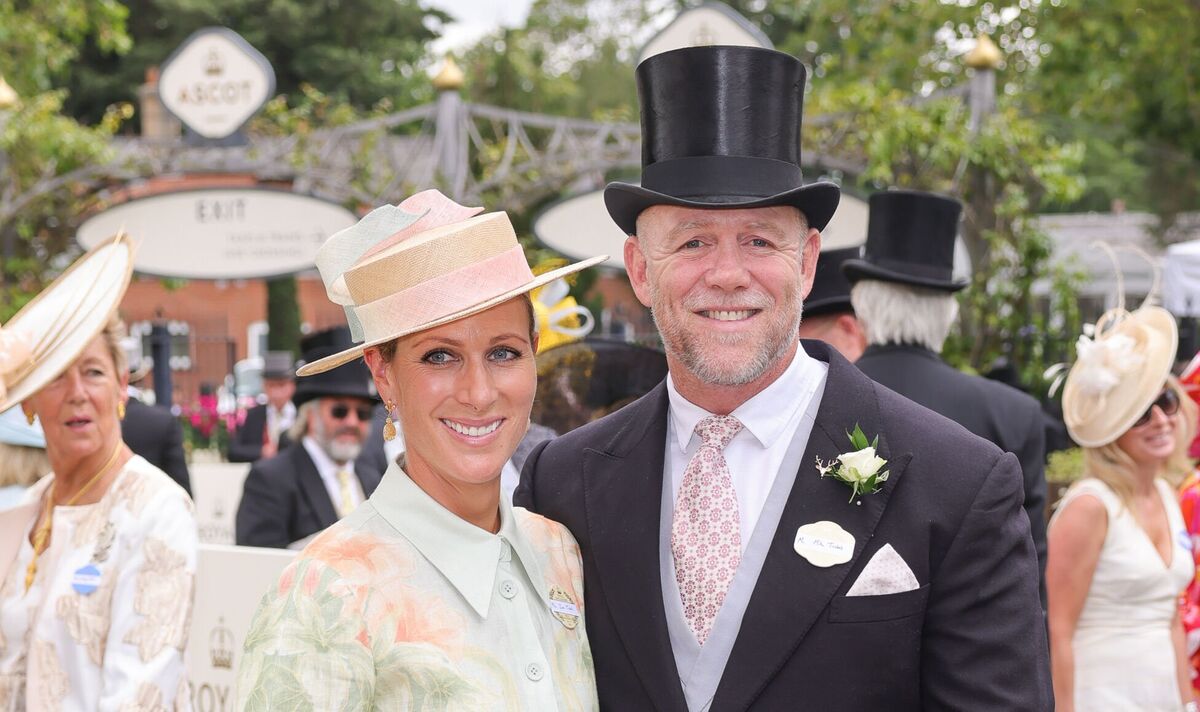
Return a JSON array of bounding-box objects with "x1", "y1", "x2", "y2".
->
[
  {"x1": 625, "y1": 236, "x2": 653, "y2": 308},
  {"x1": 798, "y1": 227, "x2": 822, "y2": 301}
]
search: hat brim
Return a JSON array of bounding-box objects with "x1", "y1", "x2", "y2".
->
[
  {"x1": 604, "y1": 181, "x2": 841, "y2": 236},
  {"x1": 841, "y1": 258, "x2": 968, "y2": 293},
  {"x1": 803, "y1": 296, "x2": 854, "y2": 319},
  {"x1": 0, "y1": 235, "x2": 134, "y2": 412},
  {"x1": 297, "y1": 255, "x2": 608, "y2": 377},
  {"x1": 292, "y1": 382, "x2": 378, "y2": 408}
]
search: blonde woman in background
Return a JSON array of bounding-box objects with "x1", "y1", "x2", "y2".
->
[
  {"x1": 0, "y1": 408, "x2": 50, "y2": 509},
  {"x1": 1048, "y1": 304, "x2": 1198, "y2": 712}
]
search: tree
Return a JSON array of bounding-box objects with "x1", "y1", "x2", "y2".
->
[
  {"x1": 0, "y1": 1, "x2": 132, "y2": 321},
  {"x1": 61, "y1": 0, "x2": 449, "y2": 126}
]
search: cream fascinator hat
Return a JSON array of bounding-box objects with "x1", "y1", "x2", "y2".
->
[
  {"x1": 0, "y1": 234, "x2": 135, "y2": 411},
  {"x1": 299, "y1": 190, "x2": 607, "y2": 376},
  {"x1": 1052, "y1": 245, "x2": 1177, "y2": 447}
]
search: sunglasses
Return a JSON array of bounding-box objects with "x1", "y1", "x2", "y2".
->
[
  {"x1": 329, "y1": 403, "x2": 373, "y2": 422},
  {"x1": 1132, "y1": 389, "x2": 1180, "y2": 428}
]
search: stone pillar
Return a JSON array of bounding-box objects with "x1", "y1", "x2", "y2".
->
[{"x1": 139, "y1": 66, "x2": 181, "y2": 140}]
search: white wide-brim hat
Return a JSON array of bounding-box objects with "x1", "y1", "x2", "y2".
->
[
  {"x1": 1061, "y1": 305, "x2": 1177, "y2": 447},
  {"x1": 299, "y1": 191, "x2": 606, "y2": 376},
  {"x1": 0, "y1": 234, "x2": 135, "y2": 411}
]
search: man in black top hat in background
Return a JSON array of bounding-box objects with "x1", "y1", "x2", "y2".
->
[
  {"x1": 235, "y1": 328, "x2": 383, "y2": 548},
  {"x1": 797, "y1": 246, "x2": 867, "y2": 362},
  {"x1": 228, "y1": 351, "x2": 297, "y2": 463},
  {"x1": 518, "y1": 46, "x2": 1049, "y2": 711},
  {"x1": 846, "y1": 189, "x2": 1049, "y2": 603}
]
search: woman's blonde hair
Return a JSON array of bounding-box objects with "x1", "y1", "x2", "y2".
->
[
  {"x1": 100, "y1": 314, "x2": 129, "y2": 377},
  {"x1": 0, "y1": 442, "x2": 50, "y2": 488},
  {"x1": 1081, "y1": 375, "x2": 1197, "y2": 509}
]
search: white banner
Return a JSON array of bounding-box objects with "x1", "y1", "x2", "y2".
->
[
  {"x1": 187, "y1": 544, "x2": 296, "y2": 710},
  {"x1": 77, "y1": 188, "x2": 358, "y2": 279},
  {"x1": 190, "y1": 462, "x2": 252, "y2": 545}
]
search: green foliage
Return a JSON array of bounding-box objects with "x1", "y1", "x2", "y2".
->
[
  {"x1": 0, "y1": 0, "x2": 130, "y2": 96},
  {"x1": 1045, "y1": 447, "x2": 1084, "y2": 484},
  {"x1": 60, "y1": 0, "x2": 448, "y2": 125},
  {"x1": 266, "y1": 276, "x2": 300, "y2": 358}
]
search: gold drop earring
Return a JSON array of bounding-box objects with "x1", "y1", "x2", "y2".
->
[{"x1": 382, "y1": 400, "x2": 397, "y2": 442}]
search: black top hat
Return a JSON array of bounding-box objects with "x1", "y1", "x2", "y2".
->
[
  {"x1": 604, "y1": 45, "x2": 840, "y2": 236},
  {"x1": 293, "y1": 327, "x2": 377, "y2": 407},
  {"x1": 262, "y1": 351, "x2": 295, "y2": 380},
  {"x1": 805, "y1": 246, "x2": 861, "y2": 318},
  {"x1": 841, "y1": 190, "x2": 967, "y2": 292}
]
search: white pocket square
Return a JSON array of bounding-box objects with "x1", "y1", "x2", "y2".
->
[{"x1": 846, "y1": 544, "x2": 919, "y2": 596}]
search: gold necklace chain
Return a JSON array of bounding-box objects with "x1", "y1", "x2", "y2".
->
[{"x1": 24, "y1": 441, "x2": 124, "y2": 593}]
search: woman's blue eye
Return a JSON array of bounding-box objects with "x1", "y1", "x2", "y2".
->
[
  {"x1": 422, "y1": 350, "x2": 454, "y2": 365},
  {"x1": 490, "y1": 346, "x2": 521, "y2": 361},
  {"x1": 683, "y1": 239, "x2": 703, "y2": 249}
]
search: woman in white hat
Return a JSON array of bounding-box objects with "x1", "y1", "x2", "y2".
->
[
  {"x1": 237, "y1": 191, "x2": 605, "y2": 710},
  {"x1": 1047, "y1": 303, "x2": 1198, "y2": 711},
  {"x1": 0, "y1": 236, "x2": 197, "y2": 710}
]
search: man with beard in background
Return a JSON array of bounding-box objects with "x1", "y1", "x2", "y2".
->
[{"x1": 236, "y1": 328, "x2": 383, "y2": 548}]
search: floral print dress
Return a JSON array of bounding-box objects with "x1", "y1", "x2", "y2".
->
[
  {"x1": 0, "y1": 456, "x2": 198, "y2": 711},
  {"x1": 236, "y1": 463, "x2": 597, "y2": 711}
]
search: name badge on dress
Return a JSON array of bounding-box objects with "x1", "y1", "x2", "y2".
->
[
  {"x1": 71, "y1": 564, "x2": 102, "y2": 595},
  {"x1": 548, "y1": 586, "x2": 580, "y2": 629}
]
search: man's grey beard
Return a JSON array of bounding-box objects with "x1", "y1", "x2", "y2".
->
[
  {"x1": 313, "y1": 414, "x2": 364, "y2": 464},
  {"x1": 649, "y1": 286, "x2": 804, "y2": 387}
]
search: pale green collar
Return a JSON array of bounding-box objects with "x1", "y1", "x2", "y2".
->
[{"x1": 368, "y1": 460, "x2": 547, "y2": 619}]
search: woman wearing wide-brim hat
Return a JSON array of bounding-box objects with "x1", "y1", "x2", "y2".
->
[
  {"x1": 1047, "y1": 299, "x2": 1199, "y2": 711},
  {"x1": 0, "y1": 235, "x2": 197, "y2": 710},
  {"x1": 237, "y1": 190, "x2": 606, "y2": 710}
]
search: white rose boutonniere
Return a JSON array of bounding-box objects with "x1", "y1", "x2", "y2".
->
[{"x1": 816, "y1": 424, "x2": 890, "y2": 503}]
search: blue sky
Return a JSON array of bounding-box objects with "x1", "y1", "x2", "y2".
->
[{"x1": 426, "y1": 0, "x2": 536, "y2": 54}]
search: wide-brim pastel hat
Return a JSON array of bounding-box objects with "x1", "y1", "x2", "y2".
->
[
  {"x1": 0, "y1": 234, "x2": 135, "y2": 411},
  {"x1": 299, "y1": 190, "x2": 606, "y2": 376},
  {"x1": 1060, "y1": 306, "x2": 1177, "y2": 447}
]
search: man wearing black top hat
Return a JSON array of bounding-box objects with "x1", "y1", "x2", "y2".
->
[
  {"x1": 797, "y1": 246, "x2": 868, "y2": 362},
  {"x1": 228, "y1": 351, "x2": 297, "y2": 463},
  {"x1": 516, "y1": 46, "x2": 1050, "y2": 711},
  {"x1": 235, "y1": 328, "x2": 383, "y2": 548},
  {"x1": 845, "y1": 190, "x2": 1049, "y2": 603}
]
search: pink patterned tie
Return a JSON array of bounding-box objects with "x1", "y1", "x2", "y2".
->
[{"x1": 672, "y1": 414, "x2": 743, "y2": 644}]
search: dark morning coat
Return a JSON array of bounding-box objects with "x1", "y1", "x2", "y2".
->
[
  {"x1": 121, "y1": 398, "x2": 191, "y2": 495},
  {"x1": 855, "y1": 343, "x2": 1049, "y2": 598},
  {"x1": 515, "y1": 340, "x2": 1051, "y2": 711},
  {"x1": 227, "y1": 403, "x2": 270, "y2": 464},
  {"x1": 234, "y1": 442, "x2": 383, "y2": 548}
]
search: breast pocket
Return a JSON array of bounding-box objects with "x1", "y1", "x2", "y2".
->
[{"x1": 828, "y1": 584, "x2": 930, "y2": 623}]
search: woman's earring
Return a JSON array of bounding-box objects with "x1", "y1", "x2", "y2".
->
[
  {"x1": 23, "y1": 408, "x2": 34, "y2": 426},
  {"x1": 117, "y1": 401, "x2": 126, "y2": 421},
  {"x1": 382, "y1": 401, "x2": 397, "y2": 442}
]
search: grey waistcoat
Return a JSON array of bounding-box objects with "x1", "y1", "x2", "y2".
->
[{"x1": 659, "y1": 382, "x2": 825, "y2": 712}]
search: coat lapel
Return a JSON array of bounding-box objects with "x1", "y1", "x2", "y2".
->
[
  {"x1": 713, "y1": 341, "x2": 912, "y2": 710},
  {"x1": 294, "y1": 445, "x2": 340, "y2": 530},
  {"x1": 583, "y1": 383, "x2": 689, "y2": 712}
]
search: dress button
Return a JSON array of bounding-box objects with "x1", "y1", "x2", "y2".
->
[
  {"x1": 525, "y1": 662, "x2": 544, "y2": 681},
  {"x1": 500, "y1": 580, "x2": 517, "y2": 599}
]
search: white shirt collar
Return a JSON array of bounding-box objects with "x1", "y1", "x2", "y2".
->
[
  {"x1": 666, "y1": 345, "x2": 822, "y2": 451},
  {"x1": 369, "y1": 462, "x2": 543, "y2": 619}
]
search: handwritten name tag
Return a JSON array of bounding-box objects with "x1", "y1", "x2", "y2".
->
[
  {"x1": 548, "y1": 585, "x2": 580, "y2": 629},
  {"x1": 794, "y1": 521, "x2": 855, "y2": 567}
]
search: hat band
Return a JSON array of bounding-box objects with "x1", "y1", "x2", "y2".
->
[
  {"x1": 869, "y1": 256, "x2": 955, "y2": 282},
  {"x1": 642, "y1": 156, "x2": 803, "y2": 199},
  {"x1": 355, "y1": 245, "x2": 535, "y2": 344}
]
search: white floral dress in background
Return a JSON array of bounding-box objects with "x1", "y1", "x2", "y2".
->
[{"x1": 0, "y1": 456, "x2": 198, "y2": 711}]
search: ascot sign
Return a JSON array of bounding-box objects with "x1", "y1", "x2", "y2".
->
[{"x1": 159, "y1": 27, "x2": 275, "y2": 139}]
